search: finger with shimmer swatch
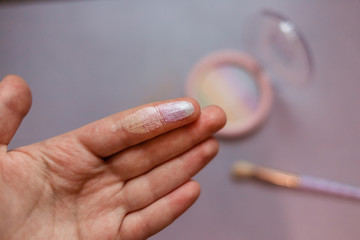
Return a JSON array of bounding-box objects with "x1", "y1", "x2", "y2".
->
[
  {"x1": 107, "y1": 105, "x2": 226, "y2": 181},
  {"x1": 75, "y1": 98, "x2": 200, "y2": 158}
]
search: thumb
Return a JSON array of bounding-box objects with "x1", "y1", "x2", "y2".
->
[{"x1": 0, "y1": 75, "x2": 32, "y2": 146}]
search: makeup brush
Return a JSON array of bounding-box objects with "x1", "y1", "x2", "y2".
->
[{"x1": 232, "y1": 161, "x2": 360, "y2": 201}]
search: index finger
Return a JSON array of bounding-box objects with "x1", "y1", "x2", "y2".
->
[{"x1": 74, "y1": 98, "x2": 200, "y2": 158}]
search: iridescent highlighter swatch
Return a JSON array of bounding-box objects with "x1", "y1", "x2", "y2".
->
[{"x1": 115, "y1": 101, "x2": 194, "y2": 134}]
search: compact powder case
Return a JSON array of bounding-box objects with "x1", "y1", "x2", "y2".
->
[{"x1": 186, "y1": 10, "x2": 313, "y2": 138}]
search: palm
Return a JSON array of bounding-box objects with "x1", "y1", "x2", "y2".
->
[{"x1": 0, "y1": 75, "x2": 226, "y2": 240}]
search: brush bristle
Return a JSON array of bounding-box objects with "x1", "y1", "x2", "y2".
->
[{"x1": 231, "y1": 161, "x2": 256, "y2": 178}]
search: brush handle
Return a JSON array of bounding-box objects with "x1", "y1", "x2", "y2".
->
[{"x1": 299, "y1": 175, "x2": 360, "y2": 200}]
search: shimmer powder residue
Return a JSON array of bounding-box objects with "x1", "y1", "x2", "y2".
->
[
  {"x1": 157, "y1": 101, "x2": 195, "y2": 122},
  {"x1": 120, "y1": 107, "x2": 162, "y2": 134},
  {"x1": 115, "y1": 101, "x2": 194, "y2": 134}
]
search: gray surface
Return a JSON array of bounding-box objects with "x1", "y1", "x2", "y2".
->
[{"x1": 1, "y1": 1, "x2": 360, "y2": 239}]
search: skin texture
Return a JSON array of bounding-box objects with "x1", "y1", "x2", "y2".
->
[{"x1": 0, "y1": 75, "x2": 226, "y2": 240}]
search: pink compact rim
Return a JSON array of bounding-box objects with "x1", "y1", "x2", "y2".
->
[{"x1": 186, "y1": 50, "x2": 273, "y2": 137}]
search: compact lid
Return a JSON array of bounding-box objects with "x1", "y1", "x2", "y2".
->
[{"x1": 245, "y1": 10, "x2": 313, "y2": 87}]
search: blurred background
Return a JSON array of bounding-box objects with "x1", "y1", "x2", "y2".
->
[{"x1": 1, "y1": 1, "x2": 360, "y2": 239}]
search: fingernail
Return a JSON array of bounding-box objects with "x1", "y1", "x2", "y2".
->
[{"x1": 157, "y1": 101, "x2": 195, "y2": 122}]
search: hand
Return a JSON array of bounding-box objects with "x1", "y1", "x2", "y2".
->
[{"x1": 0, "y1": 75, "x2": 226, "y2": 240}]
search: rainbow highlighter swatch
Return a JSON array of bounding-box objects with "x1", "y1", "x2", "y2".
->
[{"x1": 111, "y1": 101, "x2": 195, "y2": 134}]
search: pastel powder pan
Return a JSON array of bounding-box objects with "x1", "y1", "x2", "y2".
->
[{"x1": 186, "y1": 51, "x2": 273, "y2": 137}]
